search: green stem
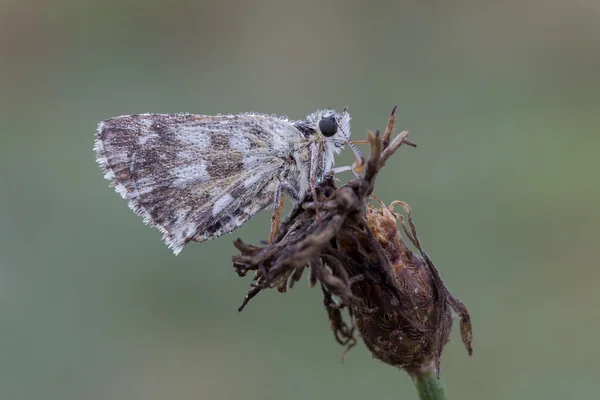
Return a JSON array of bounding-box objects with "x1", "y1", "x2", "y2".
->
[{"x1": 411, "y1": 364, "x2": 446, "y2": 400}]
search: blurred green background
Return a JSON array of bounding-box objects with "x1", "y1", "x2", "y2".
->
[{"x1": 1, "y1": 1, "x2": 599, "y2": 399}]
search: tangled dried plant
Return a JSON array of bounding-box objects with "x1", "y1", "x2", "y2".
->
[{"x1": 232, "y1": 106, "x2": 472, "y2": 386}]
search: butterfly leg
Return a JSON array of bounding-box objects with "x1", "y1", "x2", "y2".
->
[
  {"x1": 347, "y1": 141, "x2": 366, "y2": 176},
  {"x1": 328, "y1": 165, "x2": 354, "y2": 176},
  {"x1": 269, "y1": 181, "x2": 300, "y2": 244},
  {"x1": 326, "y1": 143, "x2": 366, "y2": 179},
  {"x1": 269, "y1": 183, "x2": 285, "y2": 244},
  {"x1": 309, "y1": 142, "x2": 322, "y2": 222}
]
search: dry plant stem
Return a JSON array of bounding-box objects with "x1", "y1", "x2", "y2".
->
[
  {"x1": 380, "y1": 130, "x2": 410, "y2": 167},
  {"x1": 382, "y1": 105, "x2": 397, "y2": 147},
  {"x1": 232, "y1": 106, "x2": 472, "y2": 398},
  {"x1": 381, "y1": 106, "x2": 417, "y2": 149}
]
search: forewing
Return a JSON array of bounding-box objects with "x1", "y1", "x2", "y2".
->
[{"x1": 95, "y1": 113, "x2": 295, "y2": 254}]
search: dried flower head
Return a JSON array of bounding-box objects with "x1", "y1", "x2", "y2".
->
[{"x1": 232, "y1": 107, "x2": 472, "y2": 376}]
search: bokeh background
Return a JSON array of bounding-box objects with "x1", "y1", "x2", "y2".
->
[{"x1": 1, "y1": 1, "x2": 599, "y2": 399}]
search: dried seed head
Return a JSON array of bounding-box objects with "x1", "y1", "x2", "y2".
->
[
  {"x1": 232, "y1": 107, "x2": 472, "y2": 377},
  {"x1": 349, "y1": 198, "x2": 454, "y2": 372}
]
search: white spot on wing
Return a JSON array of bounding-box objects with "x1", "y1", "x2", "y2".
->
[
  {"x1": 138, "y1": 132, "x2": 158, "y2": 145},
  {"x1": 172, "y1": 161, "x2": 209, "y2": 187},
  {"x1": 242, "y1": 154, "x2": 267, "y2": 188},
  {"x1": 178, "y1": 149, "x2": 198, "y2": 161},
  {"x1": 212, "y1": 194, "x2": 233, "y2": 216},
  {"x1": 177, "y1": 126, "x2": 211, "y2": 148},
  {"x1": 269, "y1": 133, "x2": 288, "y2": 152},
  {"x1": 229, "y1": 135, "x2": 250, "y2": 152}
]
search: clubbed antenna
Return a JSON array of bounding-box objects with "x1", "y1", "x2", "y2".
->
[{"x1": 335, "y1": 108, "x2": 366, "y2": 174}]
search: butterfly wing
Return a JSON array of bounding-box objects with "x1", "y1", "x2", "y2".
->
[{"x1": 95, "y1": 113, "x2": 298, "y2": 254}]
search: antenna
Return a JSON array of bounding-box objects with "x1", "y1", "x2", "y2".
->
[{"x1": 335, "y1": 108, "x2": 365, "y2": 175}]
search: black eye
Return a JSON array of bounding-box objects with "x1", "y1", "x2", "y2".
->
[{"x1": 318, "y1": 115, "x2": 338, "y2": 137}]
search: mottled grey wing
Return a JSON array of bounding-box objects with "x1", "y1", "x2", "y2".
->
[{"x1": 95, "y1": 113, "x2": 295, "y2": 254}]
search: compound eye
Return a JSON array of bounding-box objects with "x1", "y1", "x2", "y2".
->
[{"x1": 318, "y1": 115, "x2": 338, "y2": 137}]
